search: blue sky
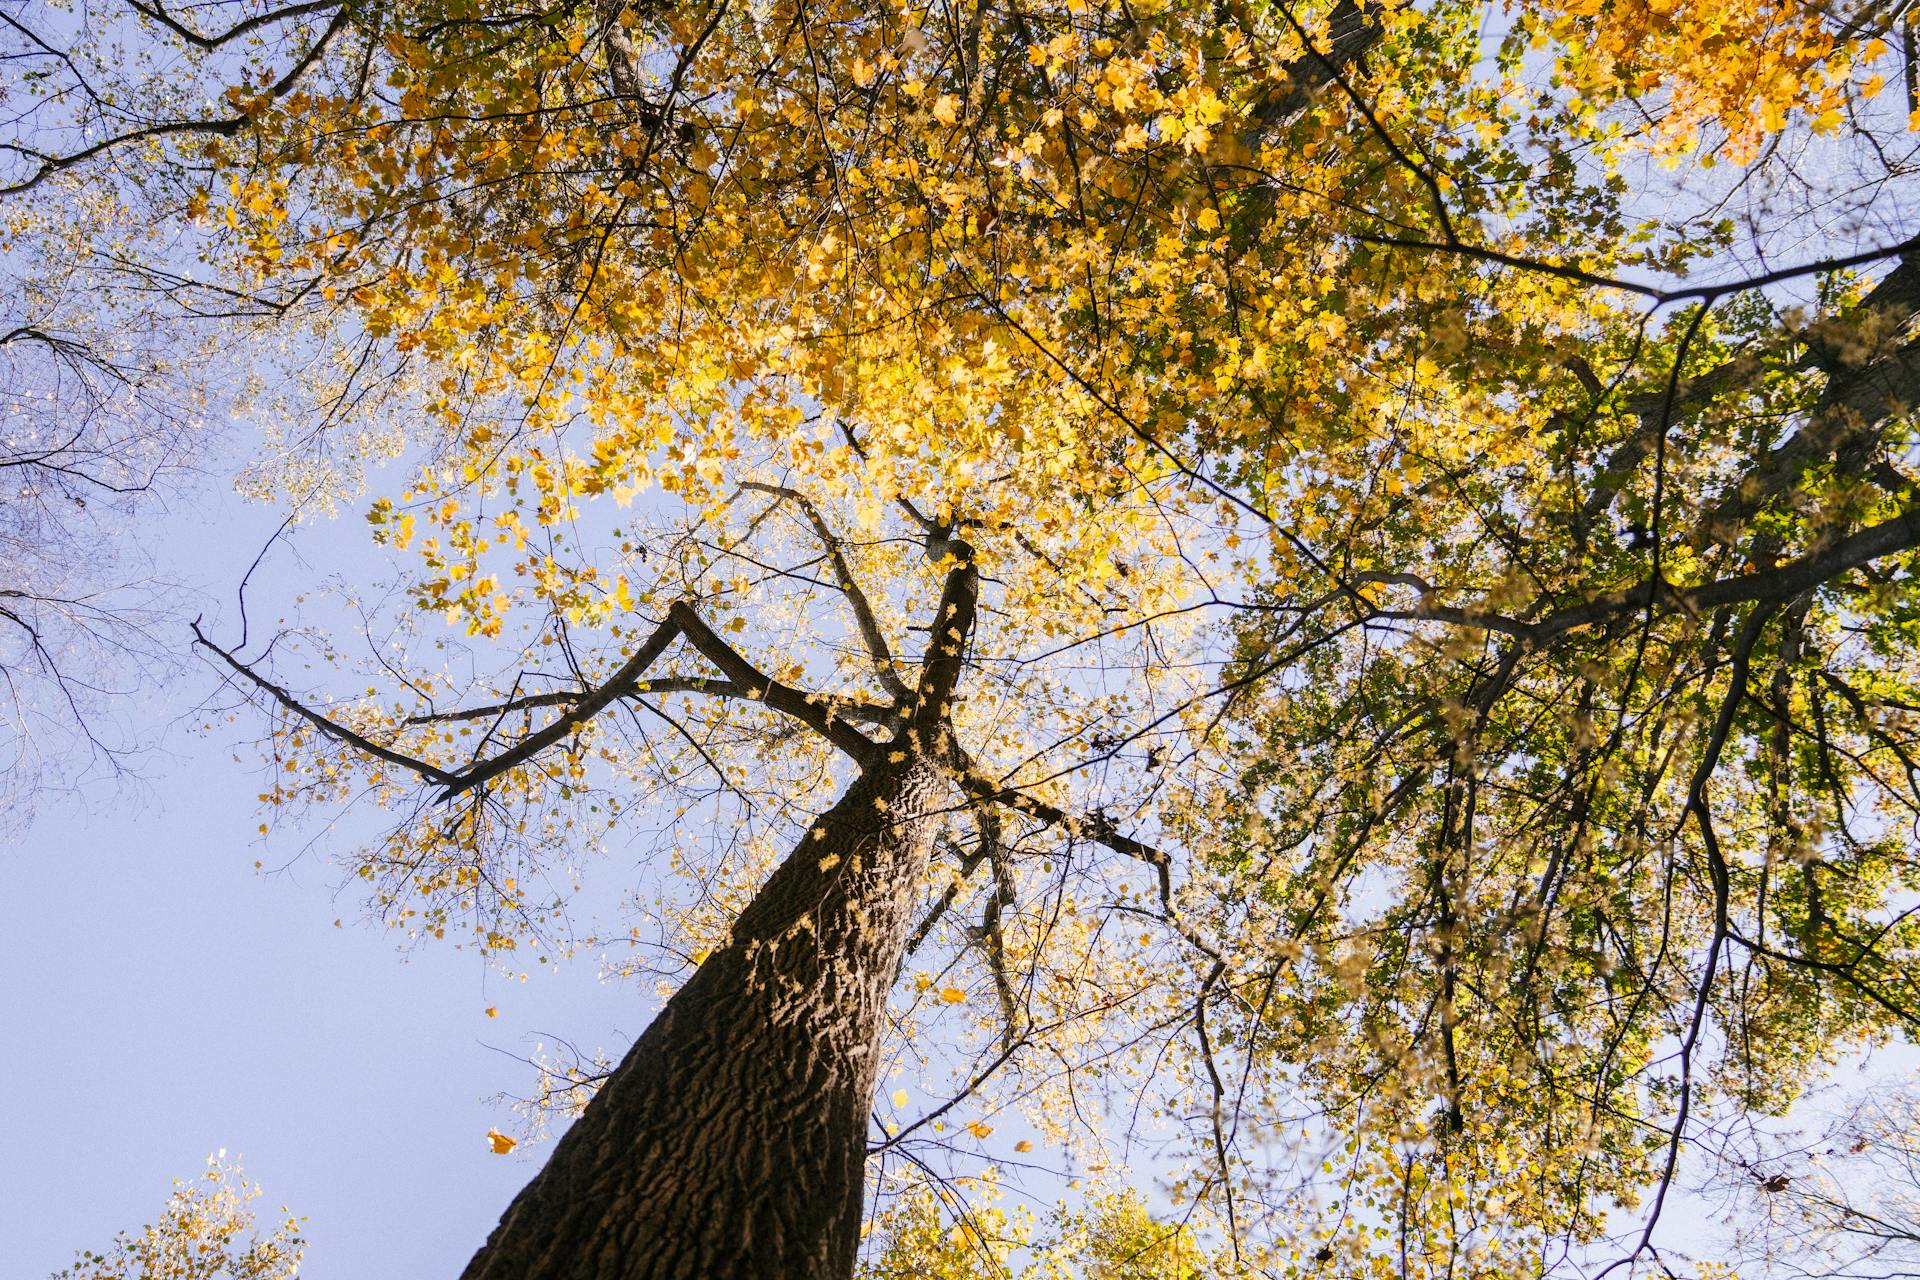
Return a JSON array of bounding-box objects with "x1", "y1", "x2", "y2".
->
[{"x1": 0, "y1": 480, "x2": 652, "y2": 1277}]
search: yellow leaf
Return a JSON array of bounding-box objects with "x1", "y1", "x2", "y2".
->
[
  {"x1": 892, "y1": 1089, "x2": 910, "y2": 1108},
  {"x1": 940, "y1": 986, "x2": 966, "y2": 1003},
  {"x1": 933, "y1": 95, "x2": 961, "y2": 125},
  {"x1": 487, "y1": 1129, "x2": 517, "y2": 1155},
  {"x1": 966, "y1": 1121, "x2": 993, "y2": 1138}
]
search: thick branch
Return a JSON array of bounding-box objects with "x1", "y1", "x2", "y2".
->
[
  {"x1": 906, "y1": 535, "x2": 978, "y2": 737},
  {"x1": 441, "y1": 611, "x2": 690, "y2": 796},
  {"x1": 1696, "y1": 254, "x2": 1920, "y2": 542},
  {"x1": 1, "y1": 6, "x2": 350, "y2": 195},
  {"x1": 667, "y1": 601, "x2": 879, "y2": 760},
  {"x1": 1575, "y1": 348, "x2": 1765, "y2": 533},
  {"x1": 1387, "y1": 506, "x2": 1920, "y2": 642},
  {"x1": 1241, "y1": 0, "x2": 1380, "y2": 130}
]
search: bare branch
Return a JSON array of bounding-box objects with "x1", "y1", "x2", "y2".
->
[
  {"x1": 194, "y1": 600, "x2": 884, "y2": 803},
  {"x1": 1, "y1": 6, "x2": 351, "y2": 196},
  {"x1": 406, "y1": 678, "x2": 899, "y2": 728},
  {"x1": 124, "y1": 0, "x2": 342, "y2": 51},
  {"x1": 191, "y1": 617, "x2": 456, "y2": 787}
]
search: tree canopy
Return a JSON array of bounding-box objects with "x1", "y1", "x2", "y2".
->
[{"x1": 9, "y1": 0, "x2": 1920, "y2": 1274}]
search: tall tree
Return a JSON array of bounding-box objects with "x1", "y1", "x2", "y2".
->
[
  {"x1": 0, "y1": 0, "x2": 318, "y2": 818},
  {"x1": 10, "y1": 0, "x2": 1920, "y2": 1275},
  {"x1": 197, "y1": 472, "x2": 1225, "y2": 1278}
]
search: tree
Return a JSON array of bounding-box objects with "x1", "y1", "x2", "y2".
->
[
  {"x1": 195, "y1": 467, "x2": 1230, "y2": 1277},
  {"x1": 52, "y1": 1156, "x2": 305, "y2": 1280},
  {"x1": 1195, "y1": 271, "x2": 1920, "y2": 1272},
  {"x1": 1676, "y1": 1081, "x2": 1920, "y2": 1279},
  {"x1": 10, "y1": 0, "x2": 1920, "y2": 1276},
  {"x1": 0, "y1": 2, "x2": 288, "y2": 821},
  {"x1": 0, "y1": 185, "x2": 196, "y2": 819},
  {"x1": 861, "y1": 1184, "x2": 1227, "y2": 1279}
]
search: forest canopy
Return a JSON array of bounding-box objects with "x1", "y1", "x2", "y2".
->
[{"x1": 6, "y1": 0, "x2": 1920, "y2": 1275}]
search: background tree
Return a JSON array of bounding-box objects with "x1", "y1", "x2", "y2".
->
[
  {"x1": 52, "y1": 1156, "x2": 305, "y2": 1280},
  {"x1": 0, "y1": 0, "x2": 307, "y2": 822},
  {"x1": 1707, "y1": 1083, "x2": 1920, "y2": 1279},
  {"x1": 0, "y1": 290, "x2": 172, "y2": 819}
]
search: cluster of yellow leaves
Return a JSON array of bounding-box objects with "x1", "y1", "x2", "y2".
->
[
  {"x1": 53, "y1": 1157, "x2": 305, "y2": 1280},
  {"x1": 187, "y1": 0, "x2": 1905, "y2": 669},
  {"x1": 1528, "y1": 0, "x2": 1904, "y2": 163},
  {"x1": 862, "y1": 1184, "x2": 1229, "y2": 1280},
  {"x1": 203, "y1": 0, "x2": 1905, "y2": 657}
]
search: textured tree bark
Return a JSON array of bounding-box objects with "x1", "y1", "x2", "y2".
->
[{"x1": 460, "y1": 752, "x2": 946, "y2": 1280}]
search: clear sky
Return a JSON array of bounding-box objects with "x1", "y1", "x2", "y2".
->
[{"x1": 0, "y1": 474, "x2": 654, "y2": 1277}]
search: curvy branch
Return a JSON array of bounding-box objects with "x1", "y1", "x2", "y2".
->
[
  {"x1": 191, "y1": 598, "x2": 886, "y2": 803},
  {"x1": 191, "y1": 617, "x2": 457, "y2": 787},
  {"x1": 1, "y1": 5, "x2": 350, "y2": 195},
  {"x1": 406, "y1": 678, "x2": 898, "y2": 728},
  {"x1": 125, "y1": 0, "x2": 342, "y2": 50},
  {"x1": 1354, "y1": 230, "x2": 1920, "y2": 307},
  {"x1": 740, "y1": 481, "x2": 911, "y2": 701},
  {"x1": 1370, "y1": 506, "x2": 1920, "y2": 643}
]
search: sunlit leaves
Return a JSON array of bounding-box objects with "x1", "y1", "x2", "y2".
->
[
  {"x1": 52, "y1": 1157, "x2": 305, "y2": 1280},
  {"x1": 28, "y1": 0, "x2": 1918, "y2": 1271}
]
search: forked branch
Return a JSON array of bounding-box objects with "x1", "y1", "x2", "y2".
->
[
  {"x1": 740, "y1": 480, "x2": 912, "y2": 701},
  {"x1": 191, "y1": 598, "x2": 884, "y2": 804}
]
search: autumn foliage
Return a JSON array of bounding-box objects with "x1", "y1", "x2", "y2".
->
[{"x1": 8, "y1": 0, "x2": 1920, "y2": 1274}]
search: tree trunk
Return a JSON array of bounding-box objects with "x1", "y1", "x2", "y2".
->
[{"x1": 460, "y1": 752, "x2": 946, "y2": 1280}]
